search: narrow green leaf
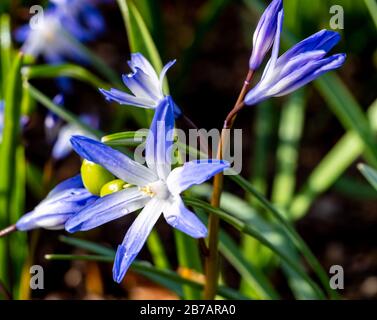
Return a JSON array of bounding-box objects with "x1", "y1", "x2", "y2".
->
[
  {"x1": 271, "y1": 91, "x2": 305, "y2": 207},
  {"x1": 290, "y1": 99, "x2": 377, "y2": 218},
  {"x1": 116, "y1": 0, "x2": 163, "y2": 73},
  {"x1": 45, "y1": 253, "x2": 245, "y2": 300},
  {"x1": 0, "y1": 53, "x2": 23, "y2": 288},
  {"x1": 315, "y1": 75, "x2": 377, "y2": 166},
  {"x1": 146, "y1": 230, "x2": 171, "y2": 270},
  {"x1": 227, "y1": 174, "x2": 336, "y2": 299},
  {"x1": 184, "y1": 196, "x2": 326, "y2": 299},
  {"x1": 22, "y1": 64, "x2": 109, "y2": 89},
  {"x1": 365, "y1": 0, "x2": 377, "y2": 29},
  {"x1": 219, "y1": 230, "x2": 279, "y2": 299},
  {"x1": 59, "y1": 235, "x2": 115, "y2": 257},
  {"x1": 10, "y1": 146, "x2": 27, "y2": 299},
  {"x1": 358, "y1": 164, "x2": 377, "y2": 191},
  {"x1": 333, "y1": 176, "x2": 377, "y2": 200},
  {"x1": 0, "y1": 14, "x2": 12, "y2": 98},
  {"x1": 101, "y1": 130, "x2": 148, "y2": 146},
  {"x1": 192, "y1": 184, "x2": 315, "y2": 299}
]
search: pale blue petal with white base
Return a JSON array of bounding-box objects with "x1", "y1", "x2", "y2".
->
[
  {"x1": 167, "y1": 159, "x2": 230, "y2": 195},
  {"x1": 163, "y1": 197, "x2": 207, "y2": 238},
  {"x1": 70, "y1": 135, "x2": 158, "y2": 185},
  {"x1": 113, "y1": 198, "x2": 164, "y2": 283},
  {"x1": 145, "y1": 97, "x2": 175, "y2": 179},
  {"x1": 65, "y1": 187, "x2": 150, "y2": 232}
]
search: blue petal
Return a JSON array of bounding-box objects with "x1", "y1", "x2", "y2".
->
[
  {"x1": 14, "y1": 24, "x2": 31, "y2": 43},
  {"x1": 128, "y1": 53, "x2": 159, "y2": 84},
  {"x1": 99, "y1": 88, "x2": 155, "y2": 108},
  {"x1": 70, "y1": 135, "x2": 157, "y2": 185},
  {"x1": 159, "y1": 60, "x2": 176, "y2": 94},
  {"x1": 47, "y1": 175, "x2": 84, "y2": 198},
  {"x1": 172, "y1": 100, "x2": 183, "y2": 118},
  {"x1": 145, "y1": 97, "x2": 175, "y2": 179},
  {"x1": 82, "y1": 7, "x2": 105, "y2": 34},
  {"x1": 249, "y1": 0, "x2": 283, "y2": 70},
  {"x1": 65, "y1": 187, "x2": 149, "y2": 232},
  {"x1": 275, "y1": 53, "x2": 346, "y2": 97},
  {"x1": 122, "y1": 67, "x2": 160, "y2": 101},
  {"x1": 163, "y1": 197, "x2": 207, "y2": 238},
  {"x1": 113, "y1": 198, "x2": 164, "y2": 283},
  {"x1": 17, "y1": 187, "x2": 97, "y2": 231},
  {"x1": 167, "y1": 159, "x2": 230, "y2": 195},
  {"x1": 278, "y1": 30, "x2": 341, "y2": 66},
  {"x1": 260, "y1": 9, "x2": 284, "y2": 81}
]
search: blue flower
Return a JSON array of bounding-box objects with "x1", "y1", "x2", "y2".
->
[
  {"x1": 45, "y1": 95, "x2": 99, "y2": 160},
  {"x1": 249, "y1": 0, "x2": 283, "y2": 71},
  {"x1": 65, "y1": 97, "x2": 229, "y2": 282},
  {"x1": 16, "y1": 175, "x2": 98, "y2": 231},
  {"x1": 50, "y1": 0, "x2": 106, "y2": 42},
  {"x1": 15, "y1": 8, "x2": 88, "y2": 64},
  {"x1": 52, "y1": 114, "x2": 99, "y2": 160},
  {"x1": 99, "y1": 53, "x2": 182, "y2": 117},
  {"x1": 245, "y1": 25, "x2": 346, "y2": 106}
]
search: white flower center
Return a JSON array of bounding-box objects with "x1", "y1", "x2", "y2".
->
[{"x1": 139, "y1": 180, "x2": 170, "y2": 200}]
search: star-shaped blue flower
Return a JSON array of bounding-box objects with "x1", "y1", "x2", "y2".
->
[
  {"x1": 65, "y1": 96, "x2": 229, "y2": 282},
  {"x1": 99, "y1": 53, "x2": 182, "y2": 117}
]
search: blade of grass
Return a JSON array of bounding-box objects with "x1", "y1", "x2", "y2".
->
[
  {"x1": 365, "y1": 0, "x2": 377, "y2": 28},
  {"x1": 228, "y1": 174, "x2": 337, "y2": 299},
  {"x1": 358, "y1": 164, "x2": 377, "y2": 191},
  {"x1": 116, "y1": 0, "x2": 163, "y2": 73},
  {"x1": 333, "y1": 176, "x2": 377, "y2": 200},
  {"x1": 45, "y1": 253, "x2": 245, "y2": 300},
  {"x1": 241, "y1": 101, "x2": 275, "y2": 294},
  {"x1": 271, "y1": 90, "x2": 305, "y2": 207},
  {"x1": 184, "y1": 196, "x2": 325, "y2": 299},
  {"x1": 193, "y1": 184, "x2": 317, "y2": 299},
  {"x1": 9, "y1": 146, "x2": 27, "y2": 299},
  {"x1": 0, "y1": 14, "x2": 11, "y2": 98},
  {"x1": 290, "y1": 99, "x2": 377, "y2": 219},
  {"x1": 147, "y1": 230, "x2": 171, "y2": 270},
  {"x1": 134, "y1": 0, "x2": 164, "y2": 54},
  {"x1": 22, "y1": 64, "x2": 109, "y2": 89},
  {"x1": 0, "y1": 53, "x2": 23, "y2": 290}
]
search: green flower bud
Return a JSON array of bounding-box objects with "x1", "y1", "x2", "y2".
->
[
  {"x1": 100, "y1": 179, "x2": 129, "y2": 197},
  {"x1": 80, "y1": 159, "x2": 114, "y2": 195}
]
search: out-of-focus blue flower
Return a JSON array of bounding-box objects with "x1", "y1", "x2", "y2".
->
[
  {"x1": 249, "y1": 0, "x2": 283, "y2": 71},
  {"x1": 52, "y1": 114, "x2": 99, "y2": 160},
  {"x1": 44, "y1": 95, "x2": 99, "y2": 160},
  {"x1": 16, "y1": 175, "x2": 98, "y2": 231},
  {"x1": 50, "y1": 0, "x2": 106, "y2": 41},
  {"x1": 99, "y1": 53, "x2": 182, "y2": 117},
  {"x1": 15, "y1": 8, "x2": 87, "y2": 64},
  {"x1": 65, "y1": 97, "x2": 229, "y2": 283},
  {"x1": 245, "y1": 25, "x2": 346, "y2": 106},
  {"x1": 0, "y1": 100, "x2": 29, "y2": 142}
]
